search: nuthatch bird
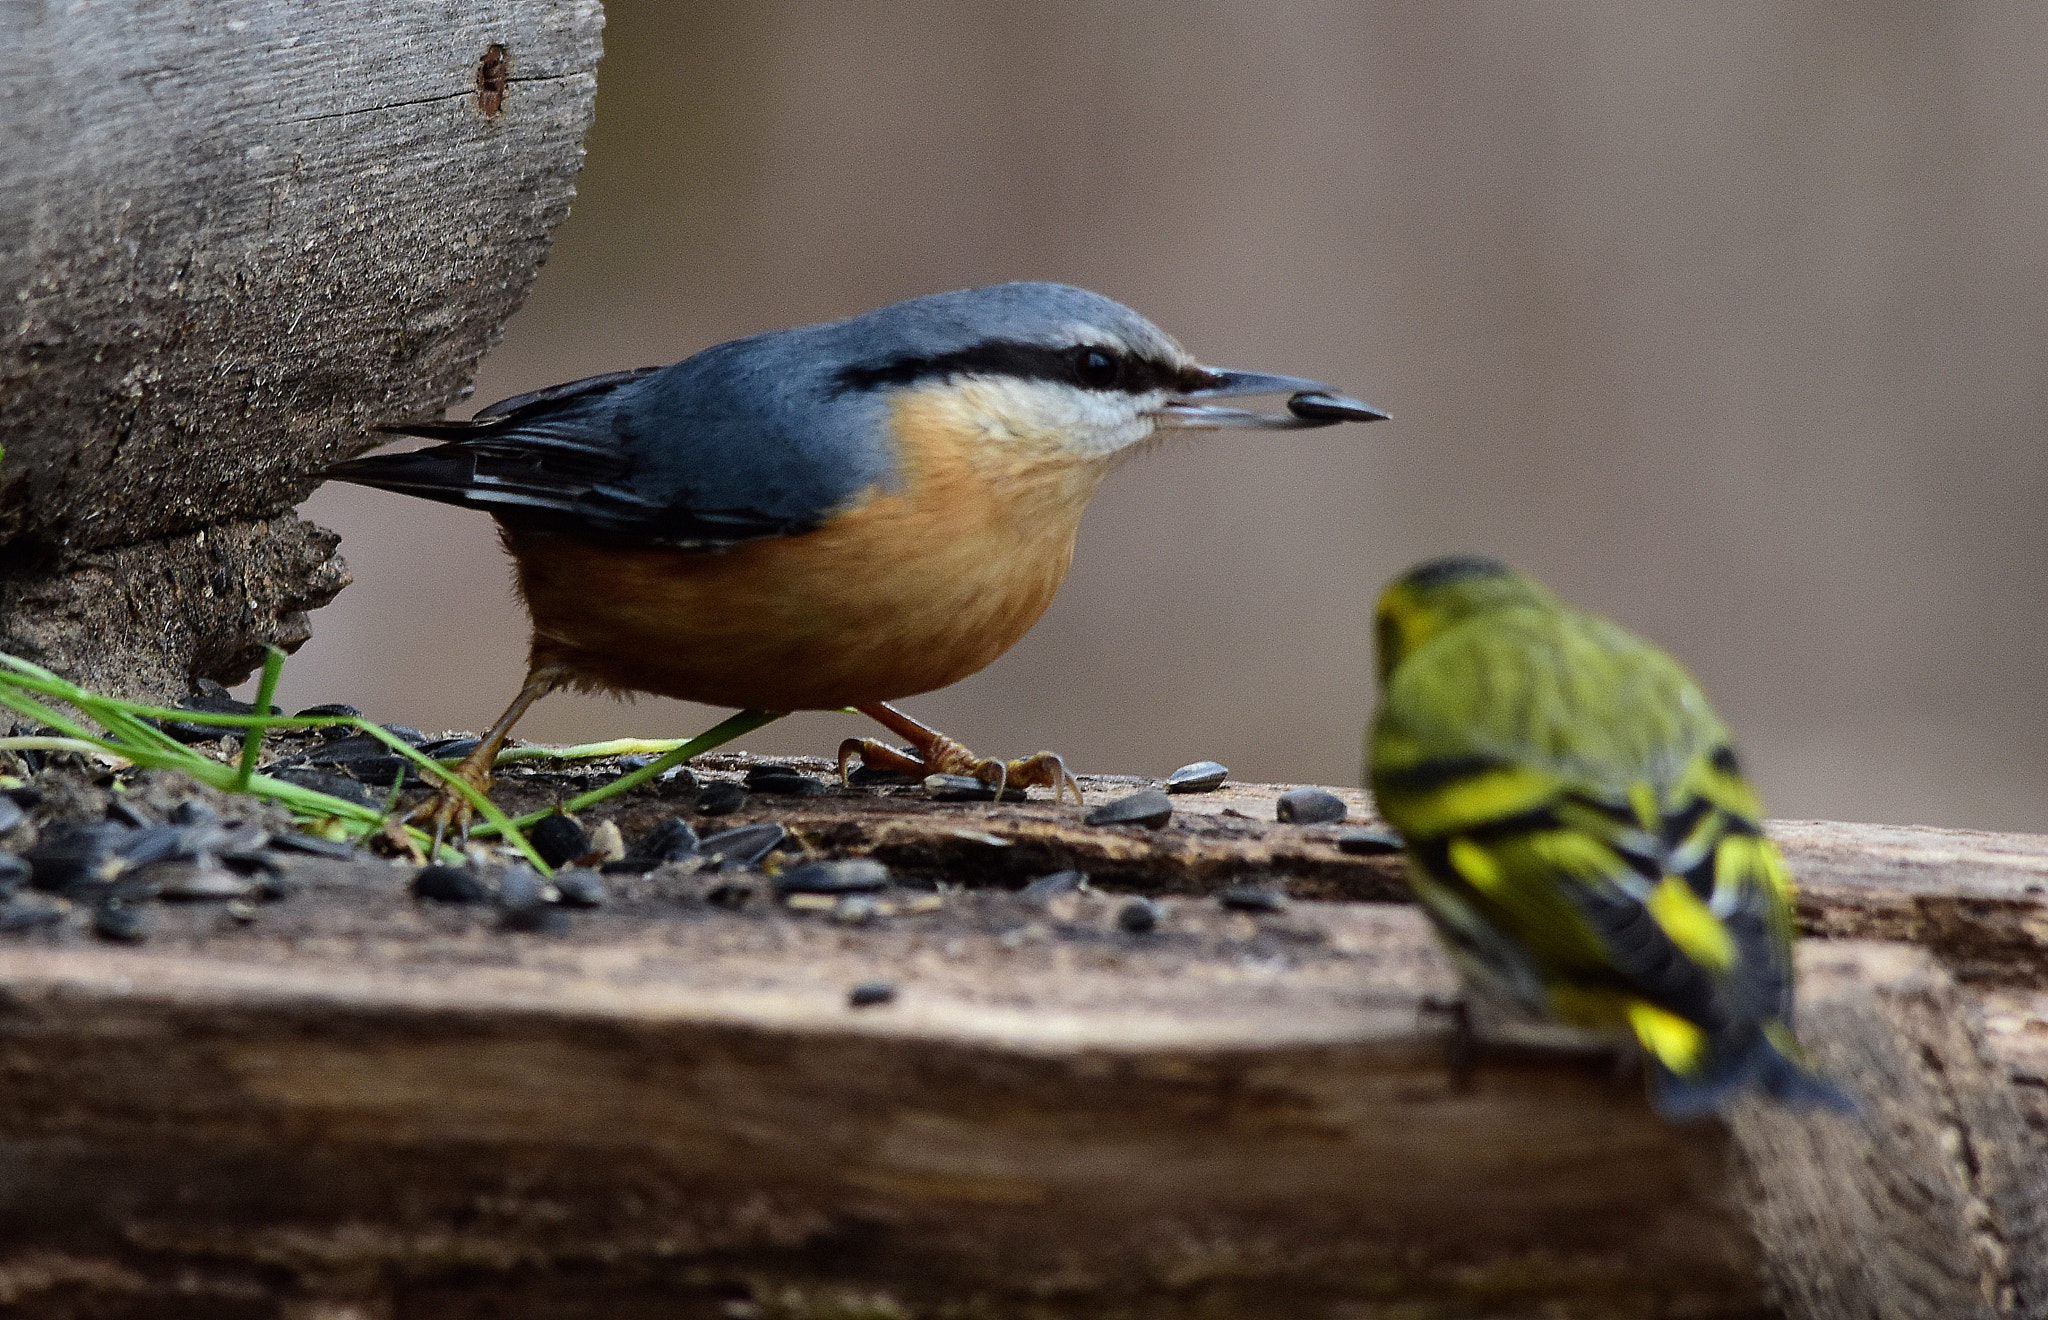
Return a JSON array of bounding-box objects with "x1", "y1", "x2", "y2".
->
[{"x1": 330, "y1": 282, "x2": 1385, "y2": 834}]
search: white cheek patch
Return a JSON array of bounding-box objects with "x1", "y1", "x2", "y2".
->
[{"x1": 929, "y1": 377, "x2": 1164, "y2": 459}]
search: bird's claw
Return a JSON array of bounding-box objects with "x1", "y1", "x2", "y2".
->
[
  {"x1": 407, "y1": 791, "x2": 471, "y2": 858},
  {"x1": 838, "y1": 737, "x2": 1082, "y2": 805},
  {"x1": 988, "y1": 751, "x2": 1082, "y2": 805},
  {"x1": 402, "y1": 760, "x2": 495, "y2": 855},
  {"x1": 837, "y1": 737, "x2": 918, "y2": 785}
]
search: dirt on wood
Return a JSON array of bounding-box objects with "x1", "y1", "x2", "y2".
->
[{"x1": 3, "y1": 734, "x2": 2047, "y2": 1319}]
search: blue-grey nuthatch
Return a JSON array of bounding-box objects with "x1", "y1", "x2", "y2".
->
[{"x1": 330, "y1": 282, "x2": 1384, "y2": 831}]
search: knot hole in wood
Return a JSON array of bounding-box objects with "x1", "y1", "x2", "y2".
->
[{"x1": 477, "y1": 43, "x2": 510, "y2": 117}]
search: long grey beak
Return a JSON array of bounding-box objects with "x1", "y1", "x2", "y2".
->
[{"x1": 1156, "y1": 368, "x2": 1389, "y2": 430}]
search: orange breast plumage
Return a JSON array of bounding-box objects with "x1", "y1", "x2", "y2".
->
[{"x1": 509, "y1": 390, "x2": 1110, "y2": 711}]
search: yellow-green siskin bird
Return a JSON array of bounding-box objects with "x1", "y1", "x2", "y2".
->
[{"x1": 1366, "y1": 555, "x2": 1848, "y2": 1118}]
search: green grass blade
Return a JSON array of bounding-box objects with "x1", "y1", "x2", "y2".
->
[
  {"x1": 0, "y1": 654, "x2": 201, "y2": 757},
  {"x1": 234, "y1": 647, "x2": 286, "y2": 792},
  {"x1": 0, "y1": 648, "x2": 657, "y2": 873},
  {"x1": 494, "y1": 738, "x2": 703, "y2": 765},
  {"x1": 0, "y1": 653, "x2": 435, "y2": 854},
  {"x1": 0, "y1": 737, "x2": 113, "y2": 756},
  {"x1": 0, "y1": 677, "x2": 101, "y2": 742},
  {"x1": 338, "y1": 720, "x2": 552, "y2": 874},
  {"x1": 472, "y1": 708, "x2": 785, "y2": 836}
]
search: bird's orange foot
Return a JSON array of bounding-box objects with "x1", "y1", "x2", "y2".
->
[
  {"x1": 404, "y1": 757, "x2": 495, "y2": 853},
  {"x1": 383, "y1": 664, "x2": 567, "y2": 857},
  {"x1": 837, "y1": 736, "x2": 1081, "y2": 804},
  {"x1": 837, "y1": 704, "x2": 1082, "y2": 804}
]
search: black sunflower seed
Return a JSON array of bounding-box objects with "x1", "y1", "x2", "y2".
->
[
  {"x1": 268, "y1": 768, "x2": 383, "y2": 810},
  {"x1": 413, "y1": 865, "x2": 488, "y2": 904},
  {"x1": 628, "y1": 816, "x2": 700, "y2": 866},
  {"x1": 497, "y1": 866, "x2": 551, "y2": 911},
  {"x1": 1337, "y1": 828, "x2": 1404, "y2": 856},
  {"x1": 698, "y1": 822, "x2": 786, "y2": 869},
  {"x1": 553, "y1": 868, "x2": 608, "y2": 908},
  {"x1": 0, "y1": 900, "x2": 63, "y2": 933},
  {"x1": 924, "y1": 773, "x2": 999, "y2": 802},
  {"x1": 293, "y1": 702, "x2": 364, "y2": 721},
  {"x1": 694, "y1": 781, "x2": 747, "y2": 816},
  {"x1": 1085, "y1": 790, "x2": 1172, "y2": 829},
  {"x1": 848, "y1": 981, "x2": 897, "y2": 1008},
  {"x1": 26, "y1": 822, "x2": 131, "y2": 893},
  {"x1": 93, "y1": 904, "x2": 150, "y2": 943},
  {"x1": 160, "y1": 682, "x2": 280, "y2": 743},
  {"x1": 774, "y1": 859, "x2": 889, "y2": 896},
  {"x1": 267, "y1": 830, "x2": 358, "y2": 859},
  {"x1": 1276, "y1": 788, "x2": 1347, "y2": 825},
  {"x1": 1217, "y1": 883, "x2": 1287, "y2": 914},
  {"x1": 847, "y1": 762, "x2": 919, "y2": 787},
  {"x1": 0, "y1": 853, "x2": 28, "y2": 898},
  {"x1": 168, "y1": 800, "x2": 218, "y2": 827},
  {"x1": 528, "y1": 815, "x2": 591, "y2": 869},
  {"x1": 1165, "y1": 760, "x2": 1229, "y2": 794},
  {"x1": 1117, "y1": 897, "x2": 1162, "y2": 933},
  {"x1": 104, "y1": 799, "x2": 153, "y2": 829},
  {"x1": 1018, "y1": 869, "x2": 1086, "y2": 904}
]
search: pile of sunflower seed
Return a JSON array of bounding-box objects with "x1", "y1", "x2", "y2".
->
[
  {"x1": 400, "y1": 810, "x2": 882, "y2": 934},
  {"x1": 0, "y1": 781, "x2": 352, "y2": 943}
]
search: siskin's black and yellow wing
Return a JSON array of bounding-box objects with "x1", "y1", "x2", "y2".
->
[{"x1": 1367, "y1": 556, "x2": 1846, "y2": 1117}]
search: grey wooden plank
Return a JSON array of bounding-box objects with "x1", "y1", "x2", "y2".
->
[{"x1": 0, "y1": 1, "x2": 603, "y2": 697}]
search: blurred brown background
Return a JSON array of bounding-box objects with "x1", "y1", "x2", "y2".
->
[{"x1": 280, "y1": 2, "x2": 2047, "y2": 832}]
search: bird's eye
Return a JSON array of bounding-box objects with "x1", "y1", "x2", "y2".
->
[{"x1": 1073, "y1": 346, "x2": 1122, "y2": 390}]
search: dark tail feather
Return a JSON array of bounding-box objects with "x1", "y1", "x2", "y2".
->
[
  {"x1": 372, "y1": 420, "x2": 489, "y2": 440},
  {"x1": 325, "y1": 447, "x2": 480, "y2": 504},
  {"x1": 325, "y1": 448, "x2": 574, "y2": 517},
  {"x1": 1650, "y1": 1033, "x2": 1857, "y2": 1121}
]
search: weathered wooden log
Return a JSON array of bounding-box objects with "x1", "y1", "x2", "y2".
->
[
  {"x1": 0, "y1": 1, "x2": 604, "y2": 699},
  {"x1": 0, "y1": 759, "x2": 2043, "y2": 1318},
  {"x1": 0, "y1": 515, "x2": 349, "y2": 701}
]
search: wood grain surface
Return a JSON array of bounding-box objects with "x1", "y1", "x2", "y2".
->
[
  {"x1": 0, "y1": 1, "x2": 603, "y2": 697},
  {"x1": 0, "y1": 756, "x2": 2043, "y2": 1318}
]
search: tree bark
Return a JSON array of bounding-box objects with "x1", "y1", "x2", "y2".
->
[{"x1": 0, "y1": 0, "x2": 604, "y2": 698}]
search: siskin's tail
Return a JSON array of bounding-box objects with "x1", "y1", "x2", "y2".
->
[{"x1": 1649, "y1": 1026, "x2": 1857, "y2": 1120}]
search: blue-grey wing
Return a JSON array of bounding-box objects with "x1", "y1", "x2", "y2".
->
[{"x1": 328, "y1": 333, "x2": 896, "y2": 550}]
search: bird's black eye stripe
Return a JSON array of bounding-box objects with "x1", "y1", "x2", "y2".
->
[
  {"x1": 1073, "y1": 345, "x2": 1121, "y2": 389},
  {"x1": 836, "y1": 339, "x2": 1188, "y2": 395}
]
